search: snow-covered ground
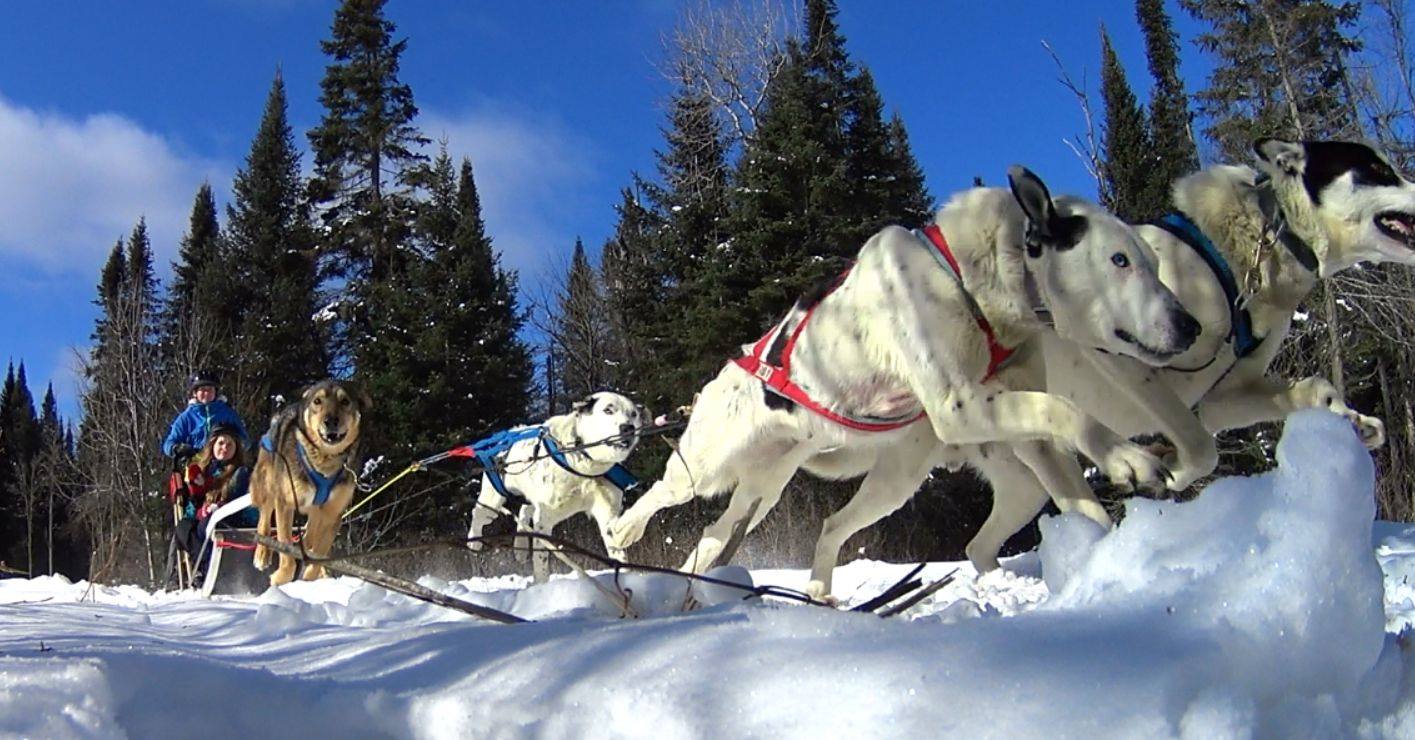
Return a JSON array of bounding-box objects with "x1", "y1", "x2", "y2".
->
[{"x1": 4, "y1": 410, "x2": 1415, "y2": 738}]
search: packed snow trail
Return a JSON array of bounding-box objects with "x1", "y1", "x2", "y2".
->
[{"x1": 3, "y1": 410, "x2": 1415, "y2": 738}]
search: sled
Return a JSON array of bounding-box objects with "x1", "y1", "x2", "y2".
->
[{"x1": 198, "y1": 493, "x2": 283, "y2": 597}]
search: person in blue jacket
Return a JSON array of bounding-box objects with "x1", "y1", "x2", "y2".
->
[{"x1": 162, "y1": 371, "x2": 249, "y2": 460}]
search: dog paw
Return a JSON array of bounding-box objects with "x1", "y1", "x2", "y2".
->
[
  {"x1": 804, "y1": 579, "x2": 837, "y2": 605},
  {"x1": 1351, "y1": 412, "x2": 1385, "y2": 449},
  {"x1": 252, "y1": 547, "x2": 270, "y2": 571},
  {"x1": 1099, "y1": 442, "x2": 1165, "y2": 491},
  {"x1": 270, "y1": 567, "x2": 295, "y2": 587},
  {"x1": 606, "y1": 515, "x2": 648, "y2": 551}
]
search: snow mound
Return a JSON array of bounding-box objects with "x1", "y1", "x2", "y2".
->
[{"x1": 1034, "y1": 409, "x2": 1400, "y2": 736}]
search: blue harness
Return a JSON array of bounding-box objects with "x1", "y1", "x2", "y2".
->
[
  {"x1": 261, "y1": 432, "x2": 345, "y2": 506},
  {"x1": 539, "y1": 434, "x2": 640, "y2": 493},
  {"x1": 1153, "y1": 212, "x2": 1263, "y2": 359},
  {"x1": 470, "y1": 426, "x2": 639, "y2": 499}
]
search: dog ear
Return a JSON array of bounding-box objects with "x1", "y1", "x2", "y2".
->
[
  {"x1": 572, "y1": 395, "x2": 596, "y2": 414},
  {"x1": 354, "y1": 385, "x2": 373, "y2": 411},
  {"x1": 1007, "y1": 165, "x2": 1086, "y2": 255},
  {"x1": 1254, "y1": 137, "x2": 1306, "y2": 176}
]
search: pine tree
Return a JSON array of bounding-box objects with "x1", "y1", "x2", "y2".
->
[
  {"x1": 1138, "y1": 0, "x2": 1200, "y2": 197},
  {"x1": 366, "y1": 149, "x2": 531, "y2": 461},
  {"x1": 1100, "y1": 27, "x2": 1158, "y2": 221},
  {"x1": 843, "y1": 67, "x2": 933, "y2": 240},
  {"x1": 552, "y1": 240, "x2": 614, "y2": 406},
  {"x1": 601, "y1": 185, "x2": 666, "y2": 399},
  {"x1": 1181, "y1": 0, "x2": 1361, "y2": 161},
  {"x1": 0, "y1": 362, "x2": 40, "y2": 569},
  {"x1": 91, "y1": 240, "x2": 126, "y2": 365},
  {"x1": 227, "y1": 71, "x2": 327, "y2": 420},
  {"x1": 161, "y1": 183, "x2": 228, "y2": 374},
  {"x1": 307, "y1": 0, "x2": 429, "y2": 376}
]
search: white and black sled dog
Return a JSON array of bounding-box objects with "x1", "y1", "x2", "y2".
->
[
  {"x1": 952, "y1": 138, "x2": 1415, "y2": 574},
  {"x1": 607, "y1": 167, "x2": 1200, "y2": 588},
  {"x1": 467, "y1": 391, "x2": 648, "y2": 581}
]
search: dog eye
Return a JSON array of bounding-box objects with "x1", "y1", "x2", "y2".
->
[
  {"x1": 603, "y1": 405, "x2": 615, "y2": 415},
  {"x1": 1111, "y1": 252, "x2": 1130, "y2": 268},
  {"x1": 312, "y1": 397, "x2": 323, "y2": 406}
]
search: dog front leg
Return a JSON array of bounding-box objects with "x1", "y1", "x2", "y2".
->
[
  {"x1": 252, "y1": 502, "x2": 273, "y2": 571},
  {"x1": 587, "y1": 484, "x2": 627, "y2": 562},
  {"x1": 1074, "y1": 345, "x2": 1216, "y2": 490},
  {"x1": 300, "y1": 509, "x2": 336, "y2": 581},
  {"x1": 967, "y1": 444, "x2": 1053, "y2": 573},
  {"x1": 467, "y1": 476, "x2": 505, "y2": 552},
  {"x1": 270, "y1": 499, "x2": 297, "y2": 587},
  {"x1": 929, "y1": 390, "x2": 1166, "y2": 491},
  {"x1": 1198, "y1": 375, "x2": 1384, "y2": 448}
]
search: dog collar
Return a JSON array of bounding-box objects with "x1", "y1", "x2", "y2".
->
[
  {"x1": 1153, "y1": 212, "x2": 1263, "y2": 359},
  {"x1": 1253, "y1": 175, "x2": 1321, "y2": 273}
]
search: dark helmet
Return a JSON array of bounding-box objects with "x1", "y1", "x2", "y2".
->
[
  {"x1": 188, "y1": 370, "x2": 220, "y2": 393},
  {"x1": 208, "y1": 422, "x2": 241, "y2": 441}
]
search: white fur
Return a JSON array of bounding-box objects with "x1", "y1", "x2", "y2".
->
[
  {"x1": 958, "y1": 139, "x2": 1415, "y2": 574},
  {"x1": 607, "y1": 172, "x2": 1196, "y2": 598},
  {"x1": 466, "y1": 391, "x2": 646, "y2": 582}
]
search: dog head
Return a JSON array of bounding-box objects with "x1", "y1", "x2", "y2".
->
[
  {"x1": 299, "y1": 379, "x2": 367, "y2": 454},
  {"x1": 569, "y1": 391, "x2": 647, "y2": 464},
  {"x1": 1008, "y1": 165, "x2": 1201, "y2": 365},
  {"x1": 1254, "y1": 138, "x2": 1415, "y2": 276}
]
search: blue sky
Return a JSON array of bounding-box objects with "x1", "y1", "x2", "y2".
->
[{"x1": 0, "y1": 1, "x2": 1210, "y2": 418}]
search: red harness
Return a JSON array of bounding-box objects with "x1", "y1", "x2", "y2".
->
[{"x1": 732, "y1": 223, "x2": 1015, "y2": 432}]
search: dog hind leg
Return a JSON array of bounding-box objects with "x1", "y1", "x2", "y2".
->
[
  {"x1": 806, "y1": 429, "x2": 936, "y2": 599},
  {"x1": 967, "y1": 445, "x2": 1055, "y2": 573},
  {"x1": 679, "y1": 444, "x2": 811, "y2": 574}
]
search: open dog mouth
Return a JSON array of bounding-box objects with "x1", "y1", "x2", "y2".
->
[
  {"x1": 321, "y1": 429, "x2": 347, "y2": 445},
  {"x1": 1376, "y1": 211, "x2": 1415, "y2": 248},
  {"x1": 1114, "y1": 328, "x2": 1181, "y2": 362}
]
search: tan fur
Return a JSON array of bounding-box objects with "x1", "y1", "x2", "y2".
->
[{"x1": 250, "y1": 380, "x2": 366, "y2": 587}]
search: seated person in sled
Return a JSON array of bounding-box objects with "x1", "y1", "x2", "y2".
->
[
  {"x1": 172, "y1": 423, "x2": 256, "y2": 582},
  {"x1": 162, "y1": 370, "x2": 249, "y2": 461}
]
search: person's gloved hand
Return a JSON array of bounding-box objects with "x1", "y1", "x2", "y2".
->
[{"x1": 171, "y1": 443, "x2": 194, "y2": 460}]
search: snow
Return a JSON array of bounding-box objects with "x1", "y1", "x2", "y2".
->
[{"x1": 4, "y1": 410, "x2": 1415, "y2": 738}]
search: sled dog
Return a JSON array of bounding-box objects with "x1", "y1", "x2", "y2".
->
[
  {"x1": 467, "y1": 391, "x2": 647, "y2": 581},
  {"x1": 608, "y1": 167, "x2": 1199, "y2": 593},
  {"x1": 251, "y1": 380, "x2": 367, "y2": 586},
  {"x1": 955, "y1": 138, "x2": 1415, "y2": 574}
]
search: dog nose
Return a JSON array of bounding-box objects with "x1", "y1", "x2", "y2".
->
[
  {"x1": 1173, "y1": 310, "x2": 1201, "y2": 348},
  {"x1": 619, "y1": 423, "x2": 636, "y2": 435}
]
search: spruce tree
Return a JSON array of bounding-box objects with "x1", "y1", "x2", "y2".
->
[
  {"x1": 367, "y1": 149, "x2": 531, "y2": 461},
  {"x1": 1100, "y1": 27, "x2": 1158, "y2": 221},
  {"x1": 1138, "y1": 0, "x2": 1199, "y2": 197},
  {"x1": 1181, "y1": 0, "x2": 1361, "y2": 161},
  {"x1": 227, "y1": 71, "x2": 327, "y2": 420},
  {"x1": 601, "y1": 185, "x2": 666, "y2": 399},
  {"x1": 307, "y1": 0, "x2": 429, "y2": 376},
  {"x1": 552, "y1": 240, "x2": 614, "y2": 406},
  {"x1": 161, "y1": 183, "x2": 228, "y2": 374},
  {"x1": 1, "y1": 363, "x2": 40, "y2": 569}
]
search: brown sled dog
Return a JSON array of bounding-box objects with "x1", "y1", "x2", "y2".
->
[{"x1": 251, "y1": 380, "x2": 368, "y2": 586}]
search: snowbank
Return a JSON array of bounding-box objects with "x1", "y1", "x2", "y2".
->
[{"x1": 3, "y1": 410, "x2": 1414, "y2": 738}]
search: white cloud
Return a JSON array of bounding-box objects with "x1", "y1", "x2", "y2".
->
[
  {"x1": 419, "y1": 102, "x2": 602, "y2": 276},
  {"x1": 0, "y1": 94, "x2": 225, "y2": 275}
]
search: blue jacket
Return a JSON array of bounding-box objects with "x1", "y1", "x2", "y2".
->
[{"x1": 162, "y1": 398, "x2": 249, "y2": 457}]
